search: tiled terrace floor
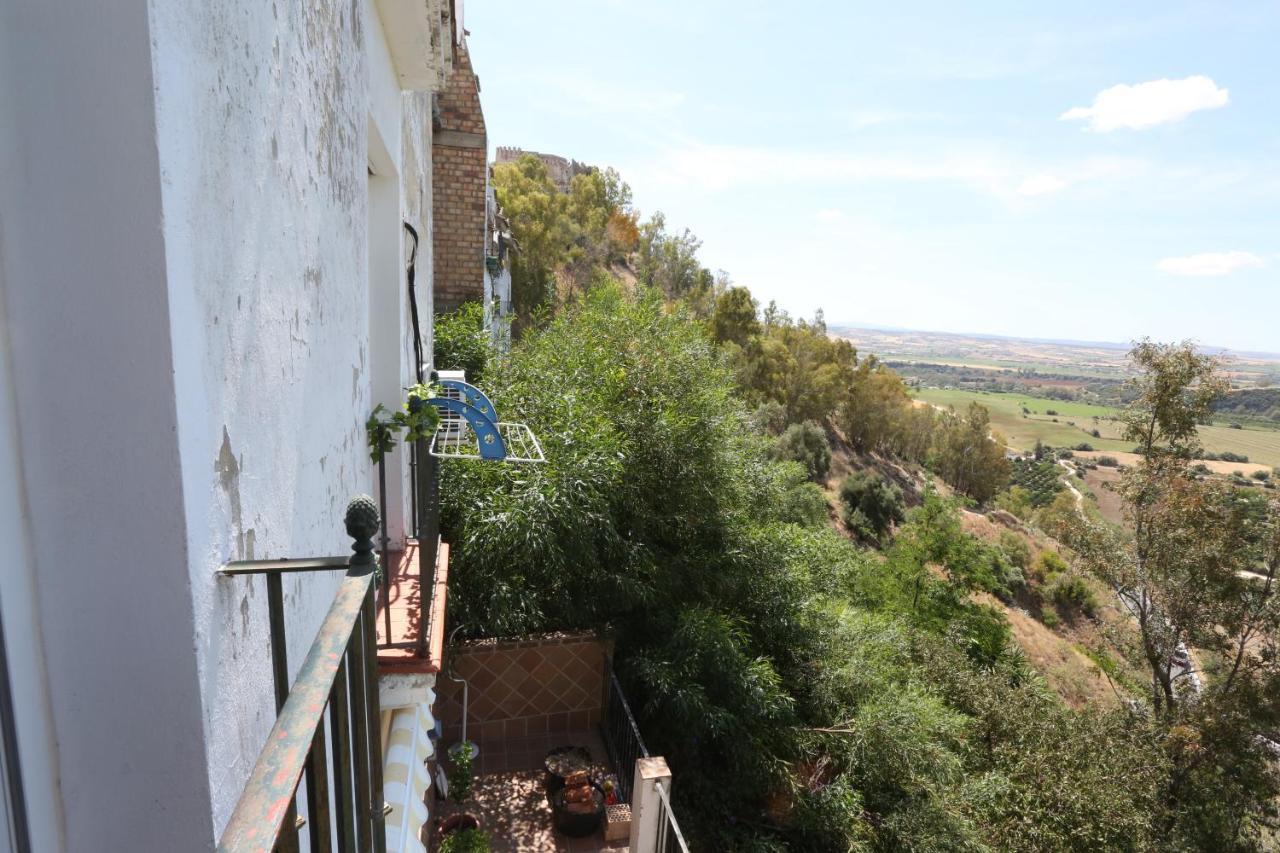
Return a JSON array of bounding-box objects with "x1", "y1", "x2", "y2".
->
[{"x1": 436, "y1": 730, "x2": 628, "y2": 852}]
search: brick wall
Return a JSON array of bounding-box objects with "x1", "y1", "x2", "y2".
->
[
  {"x1": 432, "y1": 42, "x2": 488, "y2": 315},
  {"x1": 436, "y1": 632, "x2": 612, "y2": 746}
]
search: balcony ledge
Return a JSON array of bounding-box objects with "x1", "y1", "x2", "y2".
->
[{"x1": 376, "y1": 538, "x2": 449, "y2": 675}]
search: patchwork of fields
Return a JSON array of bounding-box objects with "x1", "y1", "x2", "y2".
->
[{"x1": 915, "y1": 387, "x2": 1280, "y2": 468}]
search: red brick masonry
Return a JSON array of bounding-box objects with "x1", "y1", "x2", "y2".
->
[
  {"x1": 432, "y1": 42, "x2": 488, "y2": 314},
  {"x1": 437, "y1": 633, "x2": 612, "y2": 746}
]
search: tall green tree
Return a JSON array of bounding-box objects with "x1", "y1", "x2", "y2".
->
[
  {"x1": 1067, "y1": 341, "x2": 1280, "y2": 848},
  {"x1": 932, "y1": 403, "x2": 1010, "y2": 503},
  {"x1": 492, "y1": 155, "x2": 574, "y2": 318},
  {"x1": 710, "y1": 285, "x2": 759, "y2": 346}
]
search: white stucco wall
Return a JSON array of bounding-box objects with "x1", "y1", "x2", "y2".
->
[{"x1": 147, "y1": 0, "x2": 432, "y2": 835}]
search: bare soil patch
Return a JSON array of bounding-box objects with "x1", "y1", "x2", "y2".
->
[
  {"x1": 1082, "y1": 466, "x2": 1127, "y2": 527},
  {"x1": 1074, "y1": 449, "x2": 1271, "y2": 477}
]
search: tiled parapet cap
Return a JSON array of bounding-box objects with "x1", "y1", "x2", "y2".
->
[{"x1": 450, "y1": 630, "x2": 614, "y2": 653}]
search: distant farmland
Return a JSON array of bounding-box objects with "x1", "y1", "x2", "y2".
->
[{"x1": 914, "y1": 387, "x2": 1280, "y2": 468}]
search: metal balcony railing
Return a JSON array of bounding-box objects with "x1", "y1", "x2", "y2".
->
[
  {"x1": 373, "y1": 439, "x2": 439, "y2": 659},
  {"x1": 217, "y1": 496, "x2": 386, "y2": 853},
  {"x1": 655, "y1": 780, "x2": 691, "y2": 853},
  {"x1": 602, "y1": 658, "x2": 650, "y2": 804}
]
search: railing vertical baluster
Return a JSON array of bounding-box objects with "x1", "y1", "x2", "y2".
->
[
  {"x1": 416, "y1": 446, "x2": 438, "y2": 659},
  {"x1": 349, "y1": 610, "x2": 373, "y2": 851},
  {"x1": 305, "y1": 722, "x2": 332, "y2": 853},
  {"x1": 330, "y1": 654, "x2": 356, "y2": 852},
  {"x1": 361, "y1": 586, "x2": 387, "y2": 853},
  {"x1": 376, "y1": 457, "x2": 391, "y2": 644},
  {"x1": 266, "y1": 573, "x2": 301, "y2": 853},
  {"x1": 408, "y1": 440, "x2": 418, "y2": 540}
]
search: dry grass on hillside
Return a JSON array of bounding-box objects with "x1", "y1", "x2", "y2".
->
[
  {"x1": 960, "y1": 511, "x2": 1145, "y2": 709},
  {"x1": 1081, "y1": 466, "x2": 1127, "y2": 527},
  {"x1": 1074, "y1": 449, "x2": 1271, "y2": 477}
]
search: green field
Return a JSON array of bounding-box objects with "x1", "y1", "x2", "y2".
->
[{"x1": 915, "y1": 387, "x2": 1280, "y2": 468}]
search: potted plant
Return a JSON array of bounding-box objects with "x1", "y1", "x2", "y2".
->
[
  {"x1": 439, "y1": 826, "x2": 491, "y2": 853},
  {"x1": 436, "y1": 741, "x2": 483, "y2": 845},
  {"x1": 447, "y1": 742, "x2": 475, "y2": 805}
]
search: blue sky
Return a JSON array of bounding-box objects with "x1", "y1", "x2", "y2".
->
[{"x1": 466, "y1": 1, "x2": 1279, "y2": 352}]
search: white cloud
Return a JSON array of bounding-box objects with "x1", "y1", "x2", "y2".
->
[
  {"x1": 1156, "y1": 251, "x2": 1264, "y2": 277},
  {"x1": 1061, "y1": 75, "x2": 1228, "y2": 131},
  {"x1": 1016, "y1": 174, "x2": 1068, "y2": 196},
  {"x1": 816, "y1": 208, "x2": 845, "y2": 221}
]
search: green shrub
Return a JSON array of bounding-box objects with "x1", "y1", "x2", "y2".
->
[
  {"x1": 440, "y1": 828, "x2": 491, "y2": 853},
  {"x1": 1041, "y1": 606, "x2": 1061, "y2": 628},
  {"x1": 448, "y1": 745, "x2": 474, "y2": 804},
  {"x1": 1250, "y1": 469, "x2": 1269, "y2": 481},
  {"x1": 1074, "y1": 443, "x2": 1093, "y2": 452},
  {"x1": 1035, "y1": 550, "x2": 1069, "y2": 581},
  {"x1": 839, "y1": 471, "x2": 905, "y2": 543},
  {"x1": 1050, "y1": 573, "x2": 1098, "y2": 617},
  {"x1": 993, "y1": 486, "x2": 1034, "y2": 520},
  {"x1": 750, "y1": 401, "x2": 787, "y2": 436},
  {"x1": 779, "y1": 481, "x2": 830, "y2": 528},
  {"x1": 998, "y1": 531, "x2": 1031, "y2": 570},
  {"x1": 1097, "y1": 456, "x2": 1119, "y2": 467},
  {"x1": 772, "y1": 420, "x2": 831, "y2": 482},
  {"x1": 434, "y1": 302, "x2": 491, "y2": 383}
]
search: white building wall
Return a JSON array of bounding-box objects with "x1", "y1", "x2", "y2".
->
[{"x1": 146, "y1": 0, "x2": 431, "y2": 836}]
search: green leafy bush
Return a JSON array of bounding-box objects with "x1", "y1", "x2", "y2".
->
[
  {"x1": 998, "y1": 531, "x2": 1031, "y2": 570},
  {"x1": 1050, "y1": 573, "x2": 1098, "y2": 617},
  {"x1": 439, "y1": 828, "x2": 490, "y2": 853},
  {"x1": 1035, "y1": 550, "x2": 1069, "y2": 582},
  {"x1": 448, "y1": 745, "x2": 474, "y2": 804},
  {"x1": 839, "y1": 471, "x2": 905, "y2": 543},
  {"x1": 779, "y1": 481, "x2": 831, "y2": 528},
  {"x1": 772, "y1": 420, "x2": 831, "y2": 482},
  {"x1": 433, "y1": 302, "x2": 491, "y2": 383}
]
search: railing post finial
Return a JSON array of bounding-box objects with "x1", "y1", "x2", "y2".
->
[{"x1": 345, "y1": 495, "x2": 380, "y2": 569}]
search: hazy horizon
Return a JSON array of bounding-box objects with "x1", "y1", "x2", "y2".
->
[
  {"x1": 469, "y1": 0, "x2": 1279, "y2": 352},
  {"x1": 826, "y1": 319, "x2": 1280, "y2": 360}
]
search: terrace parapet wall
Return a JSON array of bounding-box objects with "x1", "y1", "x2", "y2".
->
[{"x1": 437, "y1": 632, "x2": 613, "y2": 745}]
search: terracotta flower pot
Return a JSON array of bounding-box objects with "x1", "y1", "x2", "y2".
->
[{"x1": 437, "y1": 812, "x2": 482, "y2": 841}]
